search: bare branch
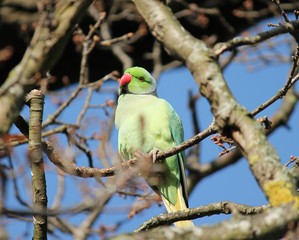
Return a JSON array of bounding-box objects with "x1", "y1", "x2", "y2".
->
[
  {"x1": 214, "y1": 21, "x2": 299, "y2": 56},
  {"x1": 27, "y1": 89, "x2": 47, "y2": 239},
  {"x1": 135, "y1": 201, "x2": 268, "y2": 232},
  {"x1": 0, "y1": 0, "x2": 94, "y2": 135},
  {"x1": 42, "y1": 73, "x2": 113, "y2": 128},
  {"x1": 272, "y1": 0, "x2": 290, "y2": 23},
  {"x1": 133, "y1": 0, "x2": 299, "y2": 209},
  {"x1": 113, "y1": 203, "x2": 299, "y2": 240},
  {"x1": 251, "y1": 45, "x2": 299, "y2": 116}
]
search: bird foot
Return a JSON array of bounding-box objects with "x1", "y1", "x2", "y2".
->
[
  {"x1": 134, "y1": 150, "x2": 153, "y2": 169},
  {"x1": 149, "y1": 148, "x2": 161, "y2": 163},
  {"x1": 134, "y1": 149, "x2": 166, "y2": 186}
]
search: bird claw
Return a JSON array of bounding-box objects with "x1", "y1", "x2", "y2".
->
[
  {"x1": 134, "y1": 149, "x2": 166, "y2": 186},
  {"x1": 149, "y1": 148, "x2": 161, "y2": 163}
]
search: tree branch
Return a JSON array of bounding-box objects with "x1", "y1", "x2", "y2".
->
[
  {"x1": 187, "y1": 86, "x2": 298, "y2": 193},
  {"x1": 135, "y1": 201, "x2": 268, "y2": 232},
  {"x1": 27, "y1": 90, "x2": 47, "y2": 240},
  {"x1": 113, "y1": 203, "x2": 299, "y2": 240},
  {"x1": 214, "y1": 21, "x2": 299, "y2": 56},
  {"x1": 0, "y1": 0, "x2": 93, "y2": 135},
  {"x1": 133, "y1": 0, "x2": 299, "y2": 210},
  {"x1": 15, "y1": 114, "x2": 216, "y2": 178}
]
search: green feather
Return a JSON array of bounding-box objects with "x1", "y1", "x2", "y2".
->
[
  {"x1": 124, "y1": 67, "x2": 157, "y2": 95},
  {"x1": 115, "y1": 67, "x2": 188, "y2": 206}
]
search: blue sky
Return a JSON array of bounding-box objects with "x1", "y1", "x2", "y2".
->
[{"x1": 3, "y1": 18, "x2": 299, "y2": 239}]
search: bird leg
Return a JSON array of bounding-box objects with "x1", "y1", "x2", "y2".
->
[
  {"x1": 149, "y1": 147, "x2": 162, "y2": 163},
  {"x1": 134, "y1": 150, "x2": 154, "y2": 178}
]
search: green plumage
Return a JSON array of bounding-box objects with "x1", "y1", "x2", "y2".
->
[{"x1": 115, "y1": 67, "x2": 188, "y2": 207}]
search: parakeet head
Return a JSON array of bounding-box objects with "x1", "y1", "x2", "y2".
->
[{"x1": 118, "y1": 67, "x2": 157, "y2": 95}]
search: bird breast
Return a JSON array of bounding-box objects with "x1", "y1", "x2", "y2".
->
[{"x1": 115, "y1": 94, "x2": 173, "y2": 159}]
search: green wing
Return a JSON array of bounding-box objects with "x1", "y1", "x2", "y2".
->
[
  {"x1": 155, "y1": 100, "x2": 188, "y2": 206},
  {"x1": 169, "y1": 108, "x2": 189, "y2": 207}
]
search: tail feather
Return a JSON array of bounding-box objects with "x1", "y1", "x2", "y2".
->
[{"x1": 161, "y1": 187, "x2": 194, "y2": 228}]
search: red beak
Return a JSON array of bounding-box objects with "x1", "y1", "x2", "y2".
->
[{"x1": 119, "y1": 73, "x2": 132, "y2": 87}]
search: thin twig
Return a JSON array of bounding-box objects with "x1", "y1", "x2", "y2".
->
[
  {"x1": 7, "y1": 154, "x2": 31, "y2": 208},
  {"x1": 272, "y1": 0, "x2": 290, "y2": 23},
  {"x1": 251, "y1": 66, "x2": 299, "y2": 116},
  {"x1": 187, "y1": 90, "x2": 201, "y2": 159},
  {"x1": 65, "y1": 128, "x2": 94, "y2": 168},
  {"x1": 76, "y1": 88, "x2": 93, "y2": 126},
  {"x1": 214, "y1": 21, "x2": 299, "y2": 56},
  {"x1": 42, "y1": 73, "x2": 114, "y2": 128},
  {"x1": 51, "y1": 173, "x2": 65, "y2": 210},
  {"x1": 282, "y1": 46, "x2": 299, "y2": 93},
  {"x1": 100, "y1": 32, "x2": 134, "y2": 47},
  {"x1": 42, "y1": 86, "x2": 82, "y2": 128}
]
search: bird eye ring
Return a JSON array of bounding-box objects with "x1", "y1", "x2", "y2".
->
[{"x1": 139, "y1": 77, "x2": 144, "y2": 82}]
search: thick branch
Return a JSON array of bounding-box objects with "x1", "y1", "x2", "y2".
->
[
  {"x1": 0, "y1": 0, "x2": 93, "y2": 135},
  {"x1": 27, "y1": 90, "x2": 47, "y2": 240},
  {"x1": 133, "y1": 0, "x2": 299, "y2": 210},
  {"x1": 113, "y1": 203, "x2": 299, "y2": 240},
  {"x1": 135, "y1": 201, "x2": 268, "y2": 232}
]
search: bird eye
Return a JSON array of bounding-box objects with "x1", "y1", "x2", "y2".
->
[{"x1": 139, "y1": 77, "x2": 144, "y2": 82}]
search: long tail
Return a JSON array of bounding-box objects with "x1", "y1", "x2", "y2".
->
[{"x1": 161, "y1": 187, "x2": 194, "y2": 228}]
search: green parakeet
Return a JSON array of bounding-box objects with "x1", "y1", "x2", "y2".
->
[{"x1": 115, "y1": 67, "x2": 194, "y2": 228}]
